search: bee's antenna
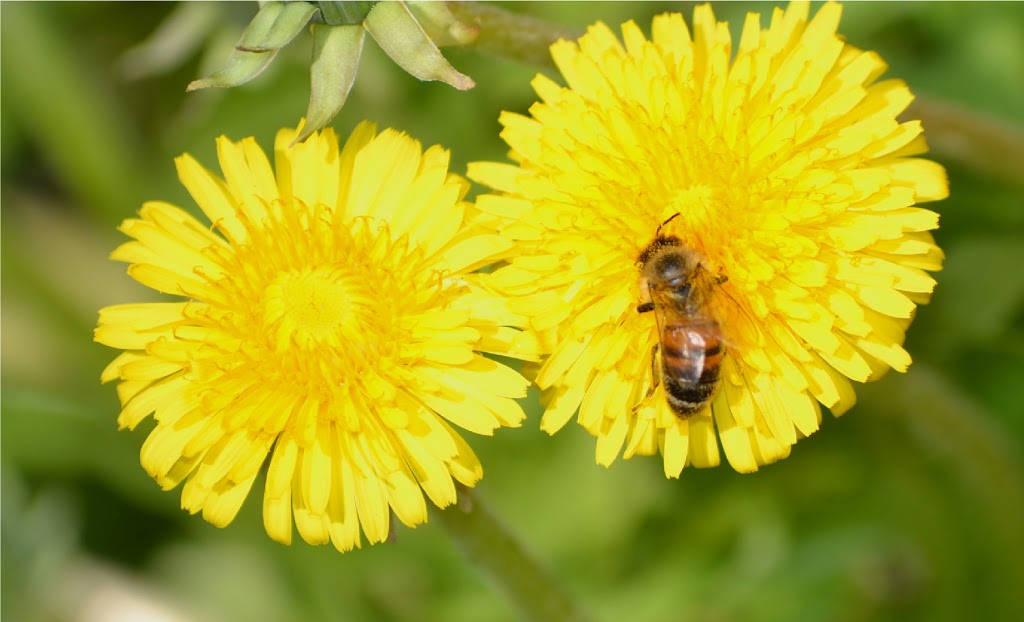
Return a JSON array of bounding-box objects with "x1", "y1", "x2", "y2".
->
[{"x1": 656, "y1": 213, "x2": 681, "y2": 237}]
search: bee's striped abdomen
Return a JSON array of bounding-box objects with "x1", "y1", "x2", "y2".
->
[{"x1": 660, "y1": 324, "x2": 724, "y2": 417}]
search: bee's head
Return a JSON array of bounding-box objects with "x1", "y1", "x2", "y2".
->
[
  {"x1": 639, "y1": 237, "x2": 701, "y2": 295},
  {"x1": 637, "y1": 234, "x2": 682, "y2": 267},
  {"x1": 651, "y1": 244, "x2": 692, "y2": 286}
]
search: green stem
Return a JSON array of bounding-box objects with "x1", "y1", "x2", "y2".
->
[
  {"x1": 447, "y1": 1, "x2": 581, "y2": 71},
  {"x1": 906, "y1": 96, "x2": 1024, "y2": 190},
  {"x1": 433, "y1": 486, "x2": 592, "y2": 622}
]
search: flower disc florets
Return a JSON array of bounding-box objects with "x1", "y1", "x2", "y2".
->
[
  {"x1": 469, "y1": 1, "x2": 948, "y2": 475},
  {"x1": 96, "y1": 123, "x2": 536, "y2": 552}
]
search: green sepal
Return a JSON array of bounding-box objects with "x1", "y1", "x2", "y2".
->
[
  {"x1": 186, "y1": 1, "x2": 315, "y2": 91},
  {"x1": 294, "y1": 23, "x2": 365, "y2": 144},
  {"x1": 364, "y1": 1, "x2": 474, "y2": 90},
  {"x1": 318, "y1": 1, "x2": 377, "y2": 26},
  {"x1": 185, "y1": 47, "x2": 274, "y2": 91},
  {"x1": 237, "y1": 1, "x2": 317, "y2": 52}
]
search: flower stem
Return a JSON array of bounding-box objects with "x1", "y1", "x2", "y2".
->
[
  {"x1": 433, "y1": 486, "x2": 591, "y2": 622},
  {"x1": 446, "y1": 1, "x2": 581, "y2": 71},
  {"x1": 906, "y1": 96, "x2": 1024, "y2": 191}
]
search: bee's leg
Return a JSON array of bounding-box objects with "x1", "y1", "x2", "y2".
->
[
  {"x1": 632, "y1": 343, "x2": 661, "y2": 413},
  {"x1": 645, "y1": 343, "x2": 661, "y2": 398},
  {"x1": 636, "y1": 302, "x2": 654, "y2": 314}
]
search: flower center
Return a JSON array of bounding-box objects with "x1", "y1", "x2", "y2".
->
[
  {"x1": 207, "y1": 207, "x2": 418, "y2": 402},
  {"x1": 664, "y1": 184, "x2": 726, "y2": 251},
  {"x1": 262, "y1": 265, "x2": 373, "y2": 352},
  {"x1": 667, "y1": 184, "x2": 715, "y2": 228}
]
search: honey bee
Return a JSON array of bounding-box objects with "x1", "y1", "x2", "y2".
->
[{"x1": 636, "y1": 214, "x2": 728, "y2": 418}]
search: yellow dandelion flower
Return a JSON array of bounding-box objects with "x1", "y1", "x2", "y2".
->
[
  {"x1": 95, "y1": 122, "x2": 536, "y2": 552},
  {"x1": 469, "y1": 1, "x2": 948, "y2": 476}
]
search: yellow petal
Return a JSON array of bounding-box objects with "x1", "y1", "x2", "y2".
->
[{"x1": 175, "y1": 154, "x2": 246, "y2": 243}]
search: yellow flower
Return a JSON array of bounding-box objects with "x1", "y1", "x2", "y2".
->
[
  {"x1": 95, "y1": 123, "x2": 536, "y2": 552},
  {"x1": 469, "y1": 1, "x2": 948, "y2": 476}
]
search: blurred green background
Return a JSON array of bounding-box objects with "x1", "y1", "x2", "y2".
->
[{"x1": 3, "y1": 2, "x2": 1023, "y2": 621}]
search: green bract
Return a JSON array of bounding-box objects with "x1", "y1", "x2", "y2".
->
[{"x1": 187, "y1": 1, "x2": 478, "y2": 142}]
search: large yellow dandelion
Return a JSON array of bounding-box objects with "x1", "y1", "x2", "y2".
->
[
  {"x1": 469, "y1": 1, "x2": 948, "y2": 475},
  {"x1": 95, "y1": 123, "x2": 536, "y2": 552}
]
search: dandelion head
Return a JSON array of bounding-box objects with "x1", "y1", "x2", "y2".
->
[
  {"x1": 469, "y1": 1, "x2": 948, "y2": 475},
  {"x1": 96, "y1": 123, "x2": 535, "y2": 552}
]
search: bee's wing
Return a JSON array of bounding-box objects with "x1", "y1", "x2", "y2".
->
[{"x1": 698, "y1": 272, "x2": 757, "y2": 354}]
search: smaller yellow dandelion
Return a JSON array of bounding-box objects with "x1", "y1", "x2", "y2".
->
[
  {"x1": 96, "y1": 122, "x2": 537, "y2": 552},
  {"x1": 470, "y1": 1, "x2": 948, "y2": 476}
]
